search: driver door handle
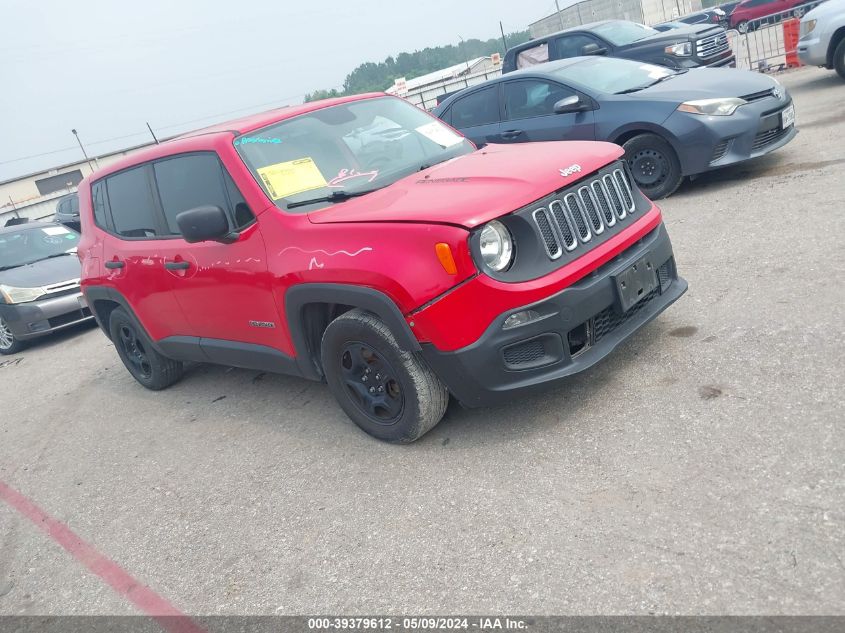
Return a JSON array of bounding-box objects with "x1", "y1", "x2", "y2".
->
[
  {"x1": 500, "y1": 129, "x2": 523, "y2": 140},
  {"x1": 104, "y1": 260, "x2": 124, "y2": 269},
  {"x1": 164, "y1": 261, "x2": 191, "y2": 270}
]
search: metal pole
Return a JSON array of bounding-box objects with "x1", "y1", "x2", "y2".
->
[
  {"x1": 458, "y1": 36, "x2": 471, "y2": 74},
  {"x1": 500, "y1": 21, "x2": 508, "y2": 50},
  {"x1": 71, "y1": 129, "x2": 96, "y2": 173},
  {"x1": 555, "y1": 0, "x2": 565, "y2": 30},
  {"x1": 146, "y1": 122, "x2": 160, "y2": 144}
]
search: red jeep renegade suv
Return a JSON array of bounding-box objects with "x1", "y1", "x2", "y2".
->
[{"x1": 77, "y1": 94, "x2": 687, "y2": 443}]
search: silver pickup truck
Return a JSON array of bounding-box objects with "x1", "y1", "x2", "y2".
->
[{"x1": 798, "y1": 0, "x2": 845, "y2": 78}]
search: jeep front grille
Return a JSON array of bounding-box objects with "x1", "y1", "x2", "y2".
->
[{"x1": 532, "y1": 168, "x2": 636, "y2": 260}]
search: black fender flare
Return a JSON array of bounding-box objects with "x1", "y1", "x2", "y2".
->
[{"x1": 284, "y1": 283, "x2": 421, "y2": 380}]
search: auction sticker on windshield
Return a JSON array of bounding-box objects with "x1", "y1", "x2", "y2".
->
[
  {"x1": 415, "y1": 122, "x2": 463, "y2": 148},
  {"x1": 257, "y1": 157, "x2": 327, "y2": 200}
]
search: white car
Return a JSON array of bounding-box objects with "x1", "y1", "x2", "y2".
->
[{"x1": 797, "y1": 0, "x2": 845, "y2": 79}]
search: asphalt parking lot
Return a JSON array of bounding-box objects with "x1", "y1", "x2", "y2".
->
[{"x1": 1, "y1": 66, "x2": 843, "y2": 617}]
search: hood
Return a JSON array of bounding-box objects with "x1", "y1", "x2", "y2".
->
[
  {"x1": 805, "y1": 0, "x2": 843, "y2": 19},
  {"x1": 308, "y1": 141, "x2": 624, "y2": 228},
  {"x1": 0, "y1": 254, "x2": 81, "y2": 289},
  {"x1": 637, "y1": 67, "x2": 778, "y2": 102},
  {"x1": 631, "y1": 24, "x2": 723, "y2": 45}
]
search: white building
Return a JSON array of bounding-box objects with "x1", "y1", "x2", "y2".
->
[{"x1": 386, "y1": 56, "x2": 503, "y2": 110}]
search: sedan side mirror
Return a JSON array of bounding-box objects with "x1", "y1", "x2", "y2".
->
[
  {"x1": 581, "y1": 43, "x2": 608, "y2": 55},
  {"x1": 176, "y1": 205, "x2": 237, "y2": 244},
  {"x1": 554, "y1": 95, "x2": 588, "y2": 114}
]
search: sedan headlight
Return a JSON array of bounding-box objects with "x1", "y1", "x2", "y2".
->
[
  {"x1": 479, "y1": 220, "x2": 514, "y2": 272},
  {"x1": 799, "y1": 19, "x2": 816, "y2": 38},
  {"x1": 665, "y1": 42, "x2": 692, "y2": 56},
  {"x1": 0, "y1": 284, "x2": 47, "y2": 304},
  {"x1": 678, "y1": 97, "x2": 747, "y2": 116}
]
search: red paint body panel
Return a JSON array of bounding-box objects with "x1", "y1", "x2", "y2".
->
[
  {"x1": 409, "y1": 205, "x2": 664, "y2": 351},
  {"x1": 729, "y1": 0, "x2": 804, "y2": 27}
]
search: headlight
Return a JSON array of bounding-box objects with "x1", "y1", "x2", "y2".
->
[
  {"x1": 0, "y1": 284, "x2": 47, "y2": 304},
  {"x1": 678, "y1": 97, "x2": 747, "y2": 116},
  {"x1": 665, "y1": 42, "x2": 692, "y2": 56},
  {"x1": 799, "y1": 19, "x2": 816, "y2": 38},
  {"x1": 479, "y1": 220, "x2": 514, "y2": 272}
]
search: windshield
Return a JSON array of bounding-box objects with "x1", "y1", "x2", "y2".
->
[
  {"x1": 550, "y1": 56, "x2": 676, "y2": 94},
  {"x1": 592, "y1": 21, "x2": 658, "y2": 46},
  {"x1": 234, "y1": 96, "x2": 475, "y2": 212},
  {"x1": 0, "y1": 224, "x2": 80, "y2": 270}
]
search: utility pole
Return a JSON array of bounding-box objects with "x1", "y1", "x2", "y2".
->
[
  {"x1": 71, "y1": 129, "x2": 96, "y2": 174},
  {"x1": 458, "y1": 35, "x2": 471, "y2": 74},
  {"x1": 555, "y1": 0, "x2": 565, "y2": 30},
  {"x1": 146, "y1": 122, "x2": 160, "y2": 144},
  {"x1": 499, "y1": 21, "x2": 508, "y2": 50}
]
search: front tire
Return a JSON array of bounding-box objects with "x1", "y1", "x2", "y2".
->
[
  {"x1": 109, "y1": 308, "x2": 184, "y2": 390},
  {"x1": 622, "y1": 133, "x2": 683, "y2": 199},
  {"x1": 0, "y1": 316, "x2": 26, "y2": 355},
  {"x1": 736, "y1": 20, "x2": 748, "y2": 33},
  {"x1": 834, "y1": 38, "x2": 845, "y2": 80},
  {"x1": 321, "y1": 309, "x2": 448, "y2": 443}
]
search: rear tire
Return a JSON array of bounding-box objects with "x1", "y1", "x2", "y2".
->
[
  {"x1": 109, "y1": 308, "x2": 184, "y2": 390},
  {"x1": 736, "y1": 20, "x2": 748, "y2": 33},
  {"x1": 321, "y1": 309, "x2": 448, "y2": 443},
  {"x1": 834, "y1": 38, "x2": 845, "y2": 80},
  {"x1": 0, "y1": 316, "x2": 26, "y2": 355},
  {"x1": 622, "y1": 133, "x2": 683, "y2": 199}
]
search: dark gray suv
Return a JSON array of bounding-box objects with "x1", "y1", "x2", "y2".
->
[
  {"x1": 0, "y1": 222, "x2": 92, "y2": 354},
  {"x1": 54, "y1": 193, "x2": 81, "y2": 231}
]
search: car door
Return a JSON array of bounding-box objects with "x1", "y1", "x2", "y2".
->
[
  {"x1": 498, "y1": 78, "x2": 596, "y2": 143},
  {"x1": 149, "y1": 152, "x2": 281, "y2": 351},
  {"x1": 443, "y1": 85, "x2": 503, "y2": 147},
  {"x1": 97, "y1": 166, "x2": 193, "y2": 341}
]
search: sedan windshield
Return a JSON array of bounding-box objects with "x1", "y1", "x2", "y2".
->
[
  {"x1": 234, "y1": 96, "x2": 475, "y2": 212},
  {"x1": 0, "y1": 225, "x2": 80, "y2": 270},
  {"x1": 591, "y1": 21, "x2": 659, "y2": 46},
  {"x1": 549, "y1": 57, "x2": 676, "y2": 94}
]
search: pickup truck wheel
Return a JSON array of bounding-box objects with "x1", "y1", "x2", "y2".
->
[
  {"x1": 0, "y1": 316, "x2": 26, "y2": 355},
  {"x1": 835, "y1": 38, "x2": 845, "y2": 80},
  {"x1": 321, "y1": 309, "x2": 448, "y2": 443},
  {"x1": 109, "y1": 308, "x2": 184, "y2": 390},
  {"x1": 736, "y1": 20, "x2": 749, "y2": 33},
  {"x1": 622, "y1": 133, "x2": 683, "y2": 199}
]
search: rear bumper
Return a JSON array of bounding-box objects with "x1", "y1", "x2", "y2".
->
[
  {"x1": 0, "y1": 292, "x2": 93, "y2": 342},
  {"x1": 421, "y1": 223, "x2": 687, "y2": 407}
]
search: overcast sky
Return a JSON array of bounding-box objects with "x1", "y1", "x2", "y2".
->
[{"x1": 0, "y1": 0, "x2": 558, "y2": 182}]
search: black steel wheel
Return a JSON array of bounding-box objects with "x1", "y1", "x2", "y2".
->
[
  {"x1": 321, "y1": 309, "x2": 448, "y2": 443},
  {"x1": 109, "y1": 308, "x2": 184, "y2": 390},
  {"x1": 623, "y1": 133, "x2": 683, "y2": 199},
  {"x1": 339, "y1": 342, "x2": 405, "y2": 423}
]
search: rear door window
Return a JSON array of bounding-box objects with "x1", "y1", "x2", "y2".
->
[
  {"x1": 516, "y1": 42, "x2": 549, "y2": 68},
  {"x1": 105, "y1": 167, "x2": 160, "y2": 239},
  {"x1": 449, "y1": 86, "x2": 500, "y2": 129}
]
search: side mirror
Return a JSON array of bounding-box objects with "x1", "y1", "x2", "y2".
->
[
  {"x1": 554, "y1": 95, "x2": 587, "y2": 114},
  {"x1": 176, "y1": 205, "x2": 236, "y2": 244},
  {"x1": 581, "y1": 43, "x2": 608, "y2": 55}
]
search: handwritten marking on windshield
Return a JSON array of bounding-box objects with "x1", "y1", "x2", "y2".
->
[{"x1": 328, "y1": 168, "x2": 379, "y2": 187}]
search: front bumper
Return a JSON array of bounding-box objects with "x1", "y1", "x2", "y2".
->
[
  {"x1": 421, "y1": 223, "x2": 687, "y2": 407},
  {"x1": 796, "y1": 35, "x2": 828, "y2": 67},
  {"x1": 0, "y1": 291, "x2": 93, "y2": 342},
  {"x1": 667, "y1": 97, "x2": 798, "y2": 176}
]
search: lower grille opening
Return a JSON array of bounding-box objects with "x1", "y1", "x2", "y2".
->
[
  {"x1": 567, "y1": 321, "x2": 590, "y2": 358},
  {"x1": 710, "y1": 139, "x2": 730, "y2": 163},
  {"x1": 47, "y1": 307, "x2": 92, "y2": 328},
  {"x1": 752, "y1": 127, "x2": 789, "y2": 152},
  {"x1": 502, "y1": 333, "x2": 563, "y2": 371}
]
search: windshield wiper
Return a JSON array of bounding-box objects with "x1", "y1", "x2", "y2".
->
[
  {"x1": 43, "y1": 252, "x2": 76, "y2": 259},
  {"x1": 0, "y1": 264, "x2": 23, "y2": 271},
  {"x1": 616, "y1": 70, "x2": 687, "y2": 94},
  {"x1": 286, "y1": 187, "x2": 381, "y2": 210}
]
